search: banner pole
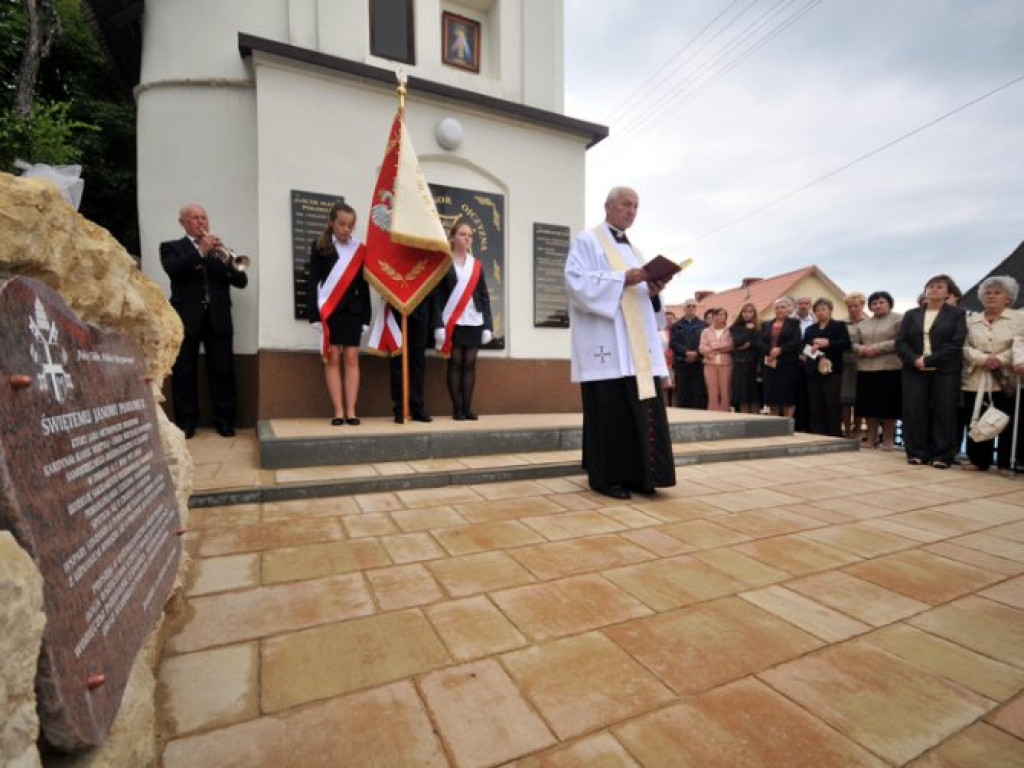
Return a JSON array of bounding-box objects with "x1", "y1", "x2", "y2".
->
[{"x1": 401, "y1": 312, "x2": 410, "y2": 422}]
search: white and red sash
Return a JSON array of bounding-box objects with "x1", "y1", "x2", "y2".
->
[
  {"x1": 365, "y1": 303, "x2": 402, "y2": 355},
  {"x1": 438, "y1": 256, "x2": 482, "y2": 356},
  {"x1": 317, "y1": 238, "x2": 365, "y2": 359}
]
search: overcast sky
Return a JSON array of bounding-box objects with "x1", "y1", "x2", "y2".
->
[{"x1": 563, "y1": 0, "x2": 1024, "y2": 311}]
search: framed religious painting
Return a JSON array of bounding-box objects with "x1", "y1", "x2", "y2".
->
[{"x1": 442, "y1": 12, "x2": 480, "y2": 73}]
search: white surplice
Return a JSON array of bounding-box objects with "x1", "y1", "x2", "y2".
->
[{"x1": 564, "y1": 224, "x2": 668, "y2": 383}]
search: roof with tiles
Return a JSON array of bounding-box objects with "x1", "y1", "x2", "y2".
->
[{"x1": 666, "y1": 264, "x2": 849, "y2": 323}]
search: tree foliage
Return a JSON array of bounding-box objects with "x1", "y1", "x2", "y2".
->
[{"x1": 1, "y1": 0, "x2": 138, "y2": 253}]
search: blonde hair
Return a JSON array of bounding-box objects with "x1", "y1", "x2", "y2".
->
[{"x1": 844, "y1": 292, "x2": 866, "y2": 305}]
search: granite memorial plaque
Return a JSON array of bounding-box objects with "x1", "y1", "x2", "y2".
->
[
  {"x1": 532, "y1": 223, "x2": 571, "y2": 328},
  {"x1": 291, "y1": 189, "x2": 346, "y2": 320},
  {"x1": 0, "y1": 276, "x2": 181, "y2": 752}
]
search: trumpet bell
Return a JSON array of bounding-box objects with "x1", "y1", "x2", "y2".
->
[{"x1": 233, "y1": 254, "x2": 251, "y2": 272}]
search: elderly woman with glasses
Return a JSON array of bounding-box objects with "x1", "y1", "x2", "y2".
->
[
  {"x1": 758, "y1": 295, "x2": 803, "y2": 418},
  {"x1": 961, "y1": 275, "x2": 1022, "y2": 473}
]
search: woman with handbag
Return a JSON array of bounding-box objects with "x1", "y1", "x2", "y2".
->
[
  {"x1": 961, "y1": 275, "x2": 1021, "y2": 474},
  {"x1": 801, "y1": 297, "x2": 851, "y2": 437}
]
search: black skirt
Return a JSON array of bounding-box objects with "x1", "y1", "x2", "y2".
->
[
  {"x1": 762, "y1": 359, "x2": 799, "y2": 406},
  {"x1": 451, "y1": 324, "x2": 484, "y2": 347},
  {"x1": 325, "y1": 310, "x2": 364, "y2": 347},
  {"x1": 855, "y1": 370, "x2": 901, "y2": 419}
]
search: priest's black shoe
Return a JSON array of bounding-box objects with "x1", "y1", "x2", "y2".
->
[
  {"x1": 183, "y1": 427, "x2": 196, "y2": 440},
  {"x1": 411, "y1": 412, "x2": 433, "y2": 423},
  {"x1": 597, "y1": 485, "x2": 631, "y2": 500},
  {"x1": 463, "y1": 410, "x2": 479, "y2": 421},
  {"x1": 453, "y1": 411, "x2": 465, "y2": 421},
  {"x1": 216, "y1": 425, "x2": 236, "y2": 438}
]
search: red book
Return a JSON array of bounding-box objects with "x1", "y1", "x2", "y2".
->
[{"x1": 644, "y1": 255, "x2": 691, "y2": 283}]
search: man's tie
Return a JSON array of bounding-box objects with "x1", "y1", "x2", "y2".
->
[{"x1": 610, "y1": 228, "x2": 630, "y2": 245}]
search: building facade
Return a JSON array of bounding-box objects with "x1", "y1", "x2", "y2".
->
[{"x1": 132, "y1": 0, "x2": 605, "y2": 423}]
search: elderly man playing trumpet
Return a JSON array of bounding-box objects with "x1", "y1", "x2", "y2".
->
[{"x1": 160, "y1": 203, "x2": 248, "y2": 438}]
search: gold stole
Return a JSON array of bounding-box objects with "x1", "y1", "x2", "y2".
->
[{"x1": 593, "y1": 225, "x2": 655, "y2": 401}]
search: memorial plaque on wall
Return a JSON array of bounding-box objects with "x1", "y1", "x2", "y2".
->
[
  {"x1": 430, "y1": 184, "x2": 506, "y2": 349},
  {"x1": 291, "y1": 190, "x2": 345, "y2": 320},
  {"x1": 533, "y1": 223, "x2": 571, "y2": 328},
  {"x1": 0, "y1": 276, "x2": 181, "y2": 752}
]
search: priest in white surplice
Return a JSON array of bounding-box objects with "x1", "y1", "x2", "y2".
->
[{"x1": 565, "y1": 186, "x2": 677, "y2": 500}]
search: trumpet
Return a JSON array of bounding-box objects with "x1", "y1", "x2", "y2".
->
[{"x1": 199, "y1": 231, "x2": 252, "y2": 272}]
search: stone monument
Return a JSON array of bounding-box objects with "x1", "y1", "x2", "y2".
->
[{"x1": 0, "y1": 275, "x2": 182, "y2": 751}]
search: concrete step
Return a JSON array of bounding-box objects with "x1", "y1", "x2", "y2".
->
[
  {"x1": 256, "y1": 411, "x2": 794, "y2": 470},
  {"x1": 190, "y1": 429, "x2": 856, "y2": 508}
]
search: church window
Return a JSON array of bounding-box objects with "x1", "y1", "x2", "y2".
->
[{"x1": 370, "y1": 0, "x2": 416, "y2": 64}]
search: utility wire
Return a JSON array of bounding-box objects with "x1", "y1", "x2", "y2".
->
[
  {"x1": 614, "y1": 0, "x2": 820, "y2": 145},
  {"x1": 674, "y1": 72, "x2": 1024, "y2": 250},
  {"x1": 613, "y1": 0, "x2": 797, "y2": 137},
  {"x1": 602, "y1": 0, "x2": 749, "y2": 128}
]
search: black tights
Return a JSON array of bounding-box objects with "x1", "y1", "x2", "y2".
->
[{"x1": 447, "y1": 345, "x2": 479, "y2": 415}]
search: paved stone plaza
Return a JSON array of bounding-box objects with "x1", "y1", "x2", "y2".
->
[{"x1": 158, "y1": 429, "x2": 1024, "y2": 766}]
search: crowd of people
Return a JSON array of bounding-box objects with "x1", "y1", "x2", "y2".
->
[{"x1": 663, "y1": 273, "x2": 1024, "y2": 474}]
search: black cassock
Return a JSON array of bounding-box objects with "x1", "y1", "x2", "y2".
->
[{"x1": 580, "y1": 376, "x2": 676, "y2": 495}]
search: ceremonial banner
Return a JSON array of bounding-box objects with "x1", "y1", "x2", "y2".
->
[{"x1": 364, "y1": 110, "x2": 451, "y2": 315}]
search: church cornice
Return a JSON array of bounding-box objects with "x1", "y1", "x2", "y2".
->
[{"x1": 237, "y1": 33, "x2": 608, "y2": 149}]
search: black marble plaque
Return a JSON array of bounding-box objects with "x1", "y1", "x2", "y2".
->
[
  {"x1": 291, "y1": 190, "x2": 346, "y2": 320},
  {"x1": 0, "y1": 276, "x2": 181, "y2": 752},
  {"x1": 533, "y1": 223, "x2": 571, "y2": 328},
  {"x1": 430, "y1": 184, "x2": 506, "y2": 349}
]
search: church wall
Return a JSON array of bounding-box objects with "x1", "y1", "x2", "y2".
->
[
  {"x1": 136, "y1": 81, "x2": 261, "y2": 356},
  {"x1": 135, "y1": 0, "x2": 588, "y2": 422},
  {"x1": 251, "y1": 52, "x2": 583, "y2": 361}
]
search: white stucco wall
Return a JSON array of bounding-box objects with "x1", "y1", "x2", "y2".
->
[
  {"x1": 136, "y1": 0, "x2": 583, "y2": 361},
  {"x1": 251, "y1": 53, "x2": 583, "y2": 359}
]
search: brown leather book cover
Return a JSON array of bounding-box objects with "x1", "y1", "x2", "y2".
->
[{"x1": 644, "y1": 255, "x2": 685, "y2": 283}]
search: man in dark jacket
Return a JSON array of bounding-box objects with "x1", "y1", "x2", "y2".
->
[
  {"x1": 670, "y1": 299, "x2": 707, "y2": 409},
  {"x1": 160, "y1": 204, "x2": 247, "y2": 438}
]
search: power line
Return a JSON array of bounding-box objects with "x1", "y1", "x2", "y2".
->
[
  {"x1": 603, "y1": 0, "x2": 754, "y2": 127},
  {"x1": 602, "y1": 0, "x2": 748, "y2": 126},
  {"x1": 613, "y1": 0, "x2": 821, "y2": 146},
  {"x1": 674, "y1": 72, "x2": 1024, "y2": 250}
]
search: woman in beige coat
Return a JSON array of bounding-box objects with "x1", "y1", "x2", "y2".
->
[
  {"x1": 853, "y1": 291, "x2": 902, "y2": 450},
  {"x1": 962, "y1": 275, "x2": 1021, "y2": 473}
]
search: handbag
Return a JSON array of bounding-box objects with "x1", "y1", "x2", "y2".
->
[{"x1": 968, "y1": 373, "x2": 1010, "y2": 442}]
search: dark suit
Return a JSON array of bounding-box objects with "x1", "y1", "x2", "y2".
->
[
  {"x1": 895, "y1": 304, "x2": 967, "y2": 463},
  {"x1": 802, "y1": 320, "x2": 851, "y2": 436},
  {"x1": 160, "y1": 236, "x2": 247, "y2": 431},
  {"x1": 389, "y1": 298, "x2": 436, "y2": 419},
  {"x1": 758, "y1": 317, "x2": 803, "y2": 407},
  {"x1": 669, "y1": 317, "x2": 707, "y2": 408}
]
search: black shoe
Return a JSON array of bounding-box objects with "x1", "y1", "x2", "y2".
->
[
  {"x1": 630, "y1": 486, "x2": 657, "y2": 496},
  {"x1": 411, "y1": 412, "x2": 433, "y2": 423},
  {"x1": 216, "y1": 426, "x2": 236, "y2": 438},
  {"x1": 394, "y1": 415, "x2": 404, "y2": 424},
  {"x1": 346, "y1": 418, "x2": 361, "y2": 426},
  {"x1": 331, "y1": 417, "x2": 345, "y2": 426},
  {"x1": 453, "y1": 412, "x2": 466, "y2": 421},
  {"x1": 183, "y1": 427, "x2": 196, "y2": 440},
  {"x1": 464, "y1": 410, "x2": 478, "y2": 421},
  {"x1": 597, "y1": 485, "x2": 631, "y2": 500}
]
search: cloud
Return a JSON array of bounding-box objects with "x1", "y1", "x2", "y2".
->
[{"x1": 564, "y1": 0, "x2": 1024, "y2": 311}]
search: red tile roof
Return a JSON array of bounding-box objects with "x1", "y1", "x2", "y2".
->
[{"x1": 666, "y1": 264, "x2": 847, "y2": 322}]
